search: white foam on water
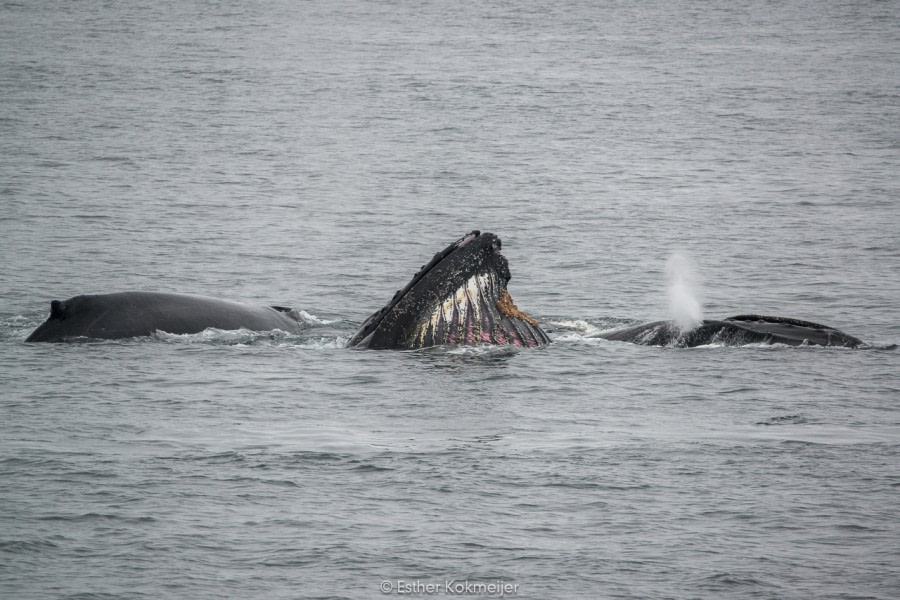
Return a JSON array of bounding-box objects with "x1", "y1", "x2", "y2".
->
[
  {"x1": 153, "y1": 327, "x2": 346, "y2": 349},
  {"x1": 294, "y1": 336, "x2": 347, "y2": 350},
  {"x1": 550, "y1": 332, "x2": 611, "y2": 346},
  {"x1": 665, "y1": 252, "x2": 704, "y2": 333},
  {"x1": 546, "y1": 319, "x2": 602, "y2": 336},
  {"x1": 163, "y1": 327, "x2": 296, "y2": 341},
  {"x1": 296, "y1": 310, "x2": 339, "y2": 325},
  {"x1": 443, "y1": 344, "x2": 520, "y2": 357}
]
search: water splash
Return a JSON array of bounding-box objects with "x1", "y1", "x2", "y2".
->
[
  {"x1": 666, "y1": 252, "x2": 704, "y2": 332},
  {"x1": 295, "y1": 310, "x2": 340, "y2": 325}
]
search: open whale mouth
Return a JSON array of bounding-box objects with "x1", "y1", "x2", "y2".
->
[{"x1": 347, "y1": 231, "x2": 550, "y2": 350}]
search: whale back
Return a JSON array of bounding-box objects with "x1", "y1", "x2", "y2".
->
[
  {"x1": 25, "y1": 291, "x2": 304, "y2": 342},
  {"x1": 597, "y1": 315, "x2": 863, "y2": 348},
  {"x1": 722, "y1": 315, "x2": 863, "y2": 348}
]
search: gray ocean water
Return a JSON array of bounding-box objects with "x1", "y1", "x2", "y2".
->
[{"x1": 2, "y1": 1, "x2": 899, "y2": 598}]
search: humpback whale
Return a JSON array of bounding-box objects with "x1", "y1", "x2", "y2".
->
[
  {"x1": 24, "y1": 233, "x2": 864, "y2": 350},
  {"x1": 347, "y1": 231, "x2": 550, "y2": 349},
  {"x1": 596, "y1": 314, "x2": 864, "y2": 348},
  {"x1": 24, "y1": 291, "x2": 304, "y2": 342}
]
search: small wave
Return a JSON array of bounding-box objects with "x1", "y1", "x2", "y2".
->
[
  {"x1": 294, "y1": 310, "x2": 340, "y2": 326},
  {"x1": 548, "y1": 332, "x2": 610, "y2": 347},
  {"x1": 152, "y1": 328, "x2": 347, "y2": 349},
  {"x1": 546, "y1": 319, "x2": 603, "y2": 336},
  {"x1": 294, "y1": 336, "x2": 347, "y2": 350},
  {"x1": 441, "y1": 344, "x2": 522, "y2": 357},
  {"x1": 154, "y1": 328, "x2": 299, "y2": 345},
  {"x1": 350, "y1": 463, "x2": 393, "y2": 472},
  {"x1": 701, "y1": 572, "x2": 776, "y2": 588},
  {"x1": 867, "y1": 342, "x2": 898, "y2": 351},
  {"x1": 757, "y1": 414, "x2": 809, "y2": 426},
  {"x1": 286, "y1": 451, "x2": 348, "y2": 463},
  {"x1": 547, "y1": 318, "x2": 636, "y2": 346},
  {"x1": 0, "y1": 539, "x2": 59, "y2": 553},
  {"x1": 37, "y1": 513, "x2": 156, "y2": 524}
]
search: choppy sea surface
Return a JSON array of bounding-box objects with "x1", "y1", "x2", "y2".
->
[{"x1": 2, "y1": 1, "x2": 899, "y2": 599}]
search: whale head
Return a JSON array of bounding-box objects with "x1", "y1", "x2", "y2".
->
[{"x1": 347, "y1": 231, "x2": 550, "y2": 350}]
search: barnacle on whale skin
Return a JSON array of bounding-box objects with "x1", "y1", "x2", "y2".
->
[{"x1": 496, "y1": 290, "x2": 539, "y2": 328}]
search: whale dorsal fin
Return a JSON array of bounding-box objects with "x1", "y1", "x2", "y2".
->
[{"x1": 50, "y1": 300, "x2": 68, "y2": 319}]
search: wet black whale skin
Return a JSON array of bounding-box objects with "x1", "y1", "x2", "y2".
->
[
  {"x1": 25, "y1": 291, "x2": 303, "y2": 342},
  {"x1": 597, "y1": 315, "x2": 864, "y2": 348}
]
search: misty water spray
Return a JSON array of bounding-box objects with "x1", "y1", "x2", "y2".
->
[{"x1": 666, "y1": 252, "x2": 704, "y2": 332}]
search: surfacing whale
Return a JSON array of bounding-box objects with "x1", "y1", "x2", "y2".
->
[
  {"x1": 25, "y1": 291, "x2": 304, "y2": 342},
  {"x1": 596, "y1": 314, "x2": 864, "y2": 348},
  {"x1": 347, "y1": 231, "x2": 550, "y2": 349}
]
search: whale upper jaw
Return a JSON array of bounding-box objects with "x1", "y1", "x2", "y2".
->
[{"x1": 347, "y1": 231, "x2": 550, "y2": 350}]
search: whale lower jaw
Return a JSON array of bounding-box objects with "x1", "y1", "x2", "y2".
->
[
  {"x1": 408, "y1": 270, "x2": 549, "y2": 349},
  {"x1": 347, "y1": 231, "x2": 551, "y2": 350}
]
